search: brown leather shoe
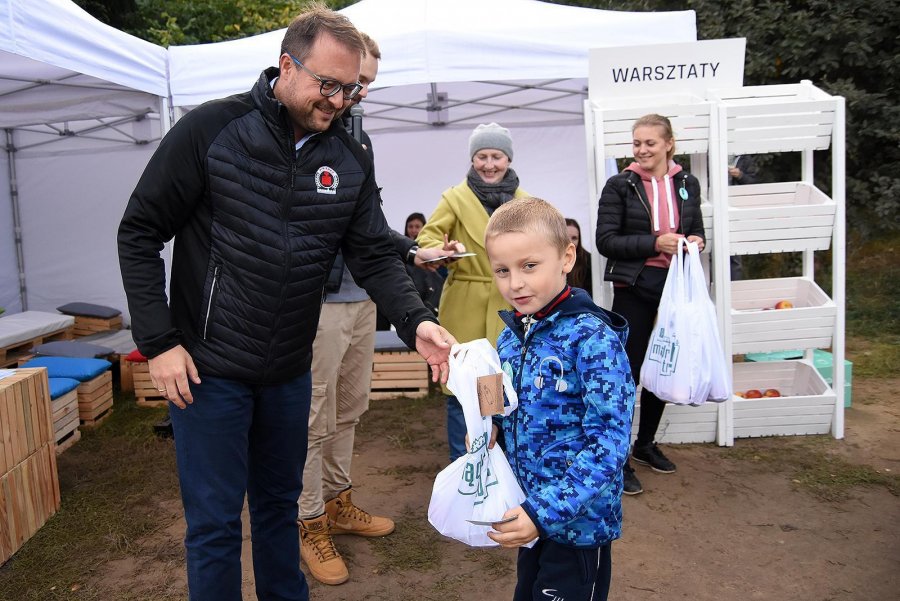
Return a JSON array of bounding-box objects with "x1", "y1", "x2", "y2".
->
[
  {"x1": 325, "y1": 488, "x2": 395, "y2": 537},
  {"x1": 299, "y1": 513, "x2": 349, "y2": 585}
]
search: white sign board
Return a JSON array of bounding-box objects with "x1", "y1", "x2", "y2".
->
[{"x1": 588, "y1": 39, "x2": 746, "y2": 101}]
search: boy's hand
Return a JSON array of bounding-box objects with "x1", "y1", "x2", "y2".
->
[
  {"x1": 486, "y1": 505, "x2": 539, "y2": 548},
  {"x1": 465, "y1": 423, "x2": 499, "y2": 452}
]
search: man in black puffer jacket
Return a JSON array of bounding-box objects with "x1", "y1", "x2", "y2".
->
[{"x1": 117, "y1": 7, "x2": 455, "y2": 601}]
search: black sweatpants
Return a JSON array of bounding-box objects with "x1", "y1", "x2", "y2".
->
[
  {"x1": 514, "y1": 539, "x2": 612, "y2": 601},
  {"x1": 611, "y1": 267, "x2": 668, "y2": 447}
]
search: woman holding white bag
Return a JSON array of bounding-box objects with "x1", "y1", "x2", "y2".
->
[{"x1": 595, "y1": 113, "x2": 706, "y2": 496}]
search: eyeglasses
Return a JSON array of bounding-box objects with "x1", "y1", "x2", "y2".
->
[{"x1": 287, "y1": 53, "x2": 363, "y2": 100}]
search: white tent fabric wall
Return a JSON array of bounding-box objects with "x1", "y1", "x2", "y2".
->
[
  {"x1": 0, "y1": 0, "x2": 168, "y2": 315},
  {"x1": 9, "y1": 130, "x2": 163, "y2": 314},
  {"x1": 370, "y1": 123, "x2": 599, "y2": 251}
]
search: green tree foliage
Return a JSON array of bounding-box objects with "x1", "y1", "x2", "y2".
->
[
  {"x1": 75, "y1": 0, "x2": 357, "y2": 46},
  {"x1": 552, "y1": 0, "x2": 900, "y2": 237}
]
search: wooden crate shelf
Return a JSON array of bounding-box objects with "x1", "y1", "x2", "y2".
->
[
  {"x1": 731, "y1": 360, "x2": 835, "y2": 438},
  {"x1": 77, "y1": 370, "x2": 113, "y2": 426},
  {"x1": 73, "y1": 315, "x2": 123, "y2": 338},
  {"x1": 727, "y1": 182, "x2": 836, "y2": 255},
  {"x1": 0, "y1": 368, "x2": 60, "y2": 565},
  {"x1": 632, "y1": 396, "x2": 719, "y2": 444},
  {"x1": 50, "y1": 388, "x2": 79, "y2": 450},
  {"x1": 0, "y1": 369, "x2": 53, "y2": 474},
  {"x1": 730, "y1": 277, "x2": 835, "y2": 355},
  {"x1": 131, "y1": 362, "x2": 166, "y2": 407},
  {"x1": 0, "y1": 444, "x2": 61, "y2": 565},
  {"x1": 370, "y1": 350, "x2": 429, "y2": 400}
]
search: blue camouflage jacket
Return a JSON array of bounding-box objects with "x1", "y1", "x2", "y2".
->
[{"x1": 497, "y1": 287, "x2": 634, "y2": 548}]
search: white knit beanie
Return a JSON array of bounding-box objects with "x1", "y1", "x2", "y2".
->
[{"x1": 468, "y1": 123, "x2": 513, "y2": 161}]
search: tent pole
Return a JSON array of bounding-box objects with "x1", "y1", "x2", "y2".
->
[{"x1": 4, "y1": 128, "x2": 27, "y2": 310}]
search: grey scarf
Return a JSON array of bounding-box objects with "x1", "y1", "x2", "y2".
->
[{"x1": 466, "y1": 166, "x2": 520, "y2": 215}]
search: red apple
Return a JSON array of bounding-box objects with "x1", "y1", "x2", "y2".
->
[
  {"x1": 774, "y1": 300, "x2": 794, "y2": 309},
  {"x1": 763, "y1": 388, "x2": 781, "y2": 397},
  {"x1": 744, "y1": 389, "x2": 763, "y2": 399}
]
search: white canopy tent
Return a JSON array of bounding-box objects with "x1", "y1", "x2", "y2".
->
[
  {"x1": 169, "y1": 0, "x2": 697, "y2": 243},
  {"x1": 0, "y1": 0, "x2": 168, "y2": 315},
  {"x1": 1, "y1": 0, "x2": 696, "y2": 322}
]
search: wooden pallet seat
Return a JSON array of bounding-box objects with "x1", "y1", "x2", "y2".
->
[
  {"x1": 20, "y1": 357, "x2": 113, "y2": 427},
  {"x1": 0, "y1": 311, "x2": 74, "y2": 368}
]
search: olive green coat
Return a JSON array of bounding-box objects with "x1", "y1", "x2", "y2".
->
[{"x1": 417, "y1": 180, "x2": 529, "y2": 349}]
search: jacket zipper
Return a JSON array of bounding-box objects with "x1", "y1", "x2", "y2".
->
[
  {"x1": 202, "y1": 265, "x2": 221, "y2": 340},
  {"x1": 512, "y1": 316, "x2": 536, "y2": 477},
  {"x1": 627, "y1": 177, "x2": 653, "y2": 286}
]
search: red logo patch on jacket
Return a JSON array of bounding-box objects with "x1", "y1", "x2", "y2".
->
[{"x1": 315, "y1": 166, "x2": 339, "y2": 195}]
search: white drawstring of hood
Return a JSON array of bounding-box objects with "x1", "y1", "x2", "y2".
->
[{"x1": 650, "y1": 174, "x2": 677, "y2": 232}]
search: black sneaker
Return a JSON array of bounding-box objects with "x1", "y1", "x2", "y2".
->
[
  {"x1": 632, "y1": 442, "x2": 676, "y2": 474},
  {"x1": 622, "y1": 463, "x2": 643, "y2": 496}
]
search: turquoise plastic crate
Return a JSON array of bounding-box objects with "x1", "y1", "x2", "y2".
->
[{"x1": 744, "y1": 349, "x2": 852, "y2": 407}]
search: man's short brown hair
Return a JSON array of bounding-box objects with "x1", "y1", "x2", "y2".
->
[
  {"x1": 360, "y1": 32, "x2": 381, "y2": 60},
  {"x1": 281, "y1": 2, "x2": 365, "y2": 62},
  {"x1": 485, "y1": 197, "x2": 570, "y2": 254}
]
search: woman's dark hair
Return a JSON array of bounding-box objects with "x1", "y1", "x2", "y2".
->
[
  {"x1": 405, "y1": 212, "x2": 426, "y2": 238},
  {"x1": 565, "y1": 218, "x2": 591, "y2": 291}
]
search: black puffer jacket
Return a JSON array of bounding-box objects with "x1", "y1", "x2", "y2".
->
[
  {"x1": 118, "y1": 68, "x2": 433, "y2": 383},
  {"x1": 595, "y1": 169, "x2": 705, "y2": 287}
]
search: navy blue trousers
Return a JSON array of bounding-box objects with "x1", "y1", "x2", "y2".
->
[
  {"x1": 515, "y1": 539, "x2": 612, "y2": 601},
  {"x1": 169, "y1": 373, "x2": 312, "y2": 601},
  {"x1": 446, "y1": 395, "x2": 467, "y2": 461}
]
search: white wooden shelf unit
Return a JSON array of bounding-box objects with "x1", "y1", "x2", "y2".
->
[{"x1": 707, "y1": 80, "x2": 846, "y2": 444}]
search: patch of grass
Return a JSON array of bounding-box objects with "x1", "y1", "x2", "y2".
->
[
  {"x1": 845, "y1": 233, "x2": 900, "y2": 342},
  {"x1": 846, "y1": 337, "x2": 900, "y2": 378},
  {"x1": 369, "y1": 506, "x2": 445, "y2": 573},
  {"x1": 722, "y1": 437, "x2": 899, "y2": 501},
  {"x1": 357, "y1": 392, "x2": 444, "y2": 451},
  {"x1": 376, "y1": 463, "x2": 444, "y2": 484},
  {"x1": 0, "y1": 393, "x2": 180, "y2": 601},
  {"x1": 463, "y1": 548, "x2": 514, "y2": 578}
]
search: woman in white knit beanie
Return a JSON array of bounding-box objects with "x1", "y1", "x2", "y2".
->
[{"x1": 416, "y1": 122, "x2": 529, "y2": 461}]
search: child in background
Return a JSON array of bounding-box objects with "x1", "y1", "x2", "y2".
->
[{"x1": 483, "y1": 197, "x2": 634, "y2": 601}]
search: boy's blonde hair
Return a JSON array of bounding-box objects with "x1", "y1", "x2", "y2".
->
[{"x1": 485, "y1": 197, "x2": 570, "y2": 253}]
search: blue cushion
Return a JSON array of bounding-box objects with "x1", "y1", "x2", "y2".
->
[
  {"x1": 20, "y1": 356, "x2": 111, "y2": 381},
  {"x1": 32, "y1": 340, "x2": 114, "y2": 358},
  {"x1": 48, "y1": 377, "x2": 81, "y2": 399},
  {"x1": 56, "y1": 302, "x2": 121, "y2": 319}
]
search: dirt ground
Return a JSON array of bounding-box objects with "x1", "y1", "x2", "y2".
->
[{"x1": 90, "y1": 377, "x2": 899, "y2": 600}]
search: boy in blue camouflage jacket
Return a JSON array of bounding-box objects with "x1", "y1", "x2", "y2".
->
[{"x1": 483, "y1": 197, "x2": 635, "y2": 601}]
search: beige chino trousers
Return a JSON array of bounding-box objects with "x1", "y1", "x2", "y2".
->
[{"x1": 299, "y1": 299, "x2": 377, "y2": 518}]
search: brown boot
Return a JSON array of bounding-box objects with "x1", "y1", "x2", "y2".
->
[
  {"x1": 324, "y1": 488, "x2": 395, "y2": 537},
  {"x1": 299, "y1": 513, "x2": 349, "y2": 585}
]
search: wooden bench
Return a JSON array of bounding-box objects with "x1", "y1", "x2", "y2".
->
[
  {"x1": 371, "y1": 332, "x2": 429, "y2": 400},
  {"x1": 0, "y1": 312, "x2": 75, "y2": 368}
]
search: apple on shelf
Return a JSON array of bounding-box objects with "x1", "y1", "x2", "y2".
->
[
  {"x1": 743, "y1": 389, "x2": 763, "y2": 399},
  {"x1": 773, "y1": 300, "x2": 794, "y2": 309},
  {"x1": 763, "y1": 388, "x2": 781, "y2": 397}
]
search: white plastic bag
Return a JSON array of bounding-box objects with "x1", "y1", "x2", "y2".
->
[
  {"x1": 686, "y1": 242, "x2": 732, "y2": 402},
  {"x1": 427, "y1": 339, "x2": 527, "y2": 547},
  {"x1": 641, "y1": 239, "x2": 711, "y2": 405}
]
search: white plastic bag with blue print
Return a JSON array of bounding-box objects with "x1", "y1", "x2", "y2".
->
[
  {"x1": 641, "y1": 239, "x2": 711, "y2": 405},
  {"x1": 427, "y1": 339, "x2": 529, "y2": 547}
]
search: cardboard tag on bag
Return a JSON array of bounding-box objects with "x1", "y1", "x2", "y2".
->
[{"x1": 477, "y1": 373, "x2": 504, "y2": 416}]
